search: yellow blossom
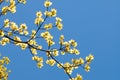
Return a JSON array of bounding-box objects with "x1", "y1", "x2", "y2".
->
[
  {"x1": 55, "y1": 17, "x2": 63, "y2": 30},
  {"x1": 13, "y1": 36, "x2": 21, "y2": 41},
  {"x1": 56, "y1": 17, "x2": 62, "y2": 22},
  {"x1": 51, "y1": 8, "x2": 57, "y2": 17},
  {"x1": 47, "y1": 39, "x2": 55, "y2": 46},
  {"x1": 31, "y1": 48, "x2": 37, "y2": 55},
  {"x1": 34, "y1": 17, "x2": 44, "y2": 25},
  {"x1": 37, "y1": 62, "x2": 43, "y2": 68},
  {"x1": 44, "y1": 11, "x2": 52, "y2": 17},
  {"x1": 86, "y1": 54, "x2": 94, "y2": 62},
  {"x1": 8, "y1": 5, "x2": 16, "y2": 13},
  {"x1": 44, "y1": 0, "x2": 52, "y2": 7},
  {"x1": 32, "y1": 56, "x2": 39, "y2": 61},
  {"x1": 64, "y1": 62, "x2": 70, "y2": 67},
  {"x1": 70, "y1": 48, "x2": 80, "y2": 55},
  {"x1": 60, "y1": 35, "x2": 64, "y2": 41},
  {"x1": 0, "y1": 30, "x2": 4, "y2": 37},
  {"x1": 28, "y1": 40, "x2": 36, "y2": 45},
  {"x1": 2, "y1": 6, "x2": 8, "y2": 15},
  {"x1": 52, "y1": 49, "x2": 59, "y2": 56},
  {"x1": 23, "y1": 30, "x2": 29, "y2": 35},
  {"x1": 0, "y1": 55, "x2": 11, "y2": 80},
  {"x1": 59, "y1": 35, "x2": 64, "y2": 44},
  {"x1": 64, "y1": 42, "x2": 70, "y2": 52},
  {"x1": 3, "y1": 57, "x2": 10, "y2": 65},
  {"x1": 41, "y1": 31, "x2": 53, "y2": 40},
  {"x1": 32, "y1": 30, "x2": 36, "y2": 34},
  {"x1": 20, "y1": 43, "x2": 28, "y2": 50},
  {"x1": 36, "y1": 11, "x2": 42, "y2": 17},
  {"x1": 34, "y1": 56, "x2": 43, "y2": 62},
  {"x1": 38, "y1": 57, "x2": 43, "y2": 63},
  {"x1": 31, "y1": 30, "x2": 36, "y2": 38},
  {"x1": 44, "y1": 23, "x2": 52, "y2": 30},
  {"x1": 69, "y1": 39, "x2": 77, "y2": 47},
  {"x1": 20, "y1": 23, "x2": 27, "y2": 30},
  {"x1": 46, "y1": 59, "x2": 56, "y2": 66},
  {"x1": 13, "y1": 36, "x2": 21, "y2": 45},
  {"x1": 8, "y1": 0, "x2": 16, "y2": 13},
  {"x1": 75, "y1": 74, "x2": 82, "y2": 80},
  {"x1": 0, "y1": 38, "x2": 10, "y2": 46},
  {"x1": 64, "y1": 62, "x2": 73, "y2": 74},
  {"x1": 4, "y1": 19, "x2": 10, "y2": 28},
  {"x1": 56, "y1": 22, "x2": 63, "y2": 30},
  {"x1": 84, "y1": 64, "x2": 90, "y2": 72},
  {"x1": 9, "y1": 22, "x2": 18, "y2": 31},
  {"x1": 72, "y1": 58, "x2": 84, "y2": 65}
]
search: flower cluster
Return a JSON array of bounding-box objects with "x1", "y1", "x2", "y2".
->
[
  {"x1": 0, "y1": 20, "x2": 30, "y2": 49},
  {"x1": 0, "y1": 0, "x2": 94, "y2": 80},
  {"x1": 34, "y1": 11, "x2": 44, "y2": 25},
  {"x1": 0, "y1": 54, "x2": 11, "y2": 80},
  {"x1": 4, "y1": 19, "x2": 29, "y2": 35},
  {"x1": 59, "y1": 35, "x2": 80, "y2": 55},
  {"x1": 70, "y1": 74, "x2": 82, "y2": 80},
  {"x1": 32, "y1": 56, "x2": 43, "y2": 68},
  {"x1": 84, "y1": 54, "x2": 94, "y2": 72},
  {"x1": 46, "y1": 59, "x2": 56, "y2": 66},
  {"x1": 41, "y1": 31, "x2": 55, "y2": 46},
  {"x1": 1, "y1": 0, "x2": 26, "y2": 15},
  {"x1": 44, "y1": 23, "x2": 52, "y2": 30},
  {"x1": 56, "y1": 17, "x2": 63, "y2": 30},
  {"x1": 44, "y1": 8, "x2": 57, "y2": 17}
]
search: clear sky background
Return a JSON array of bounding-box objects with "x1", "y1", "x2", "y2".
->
[{"x1": 0, "y1": 0, "x2": 120, "y2": 80}]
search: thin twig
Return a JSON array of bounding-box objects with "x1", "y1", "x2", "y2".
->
[
  {"x1": 27, "y1": 7, "x2": 49, "y2": 42},
  {"x1": 47, "y1": 51, "x2": 72, "y2": 79}
]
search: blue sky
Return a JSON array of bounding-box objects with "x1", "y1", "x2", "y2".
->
[{"x1": 0, "y1": 0, "x2": 120, "y2": 80}]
